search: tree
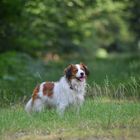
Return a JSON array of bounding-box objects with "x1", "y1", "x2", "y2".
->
[
  {"x1": 127, "y1": 0, "x2": 140, "y2": 49},
  {"x1": 0, "y1": 0, "x2": 26, "y2": 52}
]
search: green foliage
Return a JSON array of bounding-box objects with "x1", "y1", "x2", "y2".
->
[
  {"x1": 0, "y1": 0, "x2": 26, "y2": 52},
  {"x1": 0, "y1": 52, "x2": 140, "y2": 107},
  {"x1": 127, "y1": 0, "x2": 140, "y2": 41},
  {"x1": 0, "y1": 0, "x2": 139, "y2": 54},
  {"x1": 0, "y1": 52, "x2": 45, "y2": 106},
  {"x1": 124, "y1": 0, "x2": 140, "y2": 52}
]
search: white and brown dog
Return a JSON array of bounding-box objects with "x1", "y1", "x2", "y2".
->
[{"x1": 25, "y1": 63, "x2": 89, "y2": 115}]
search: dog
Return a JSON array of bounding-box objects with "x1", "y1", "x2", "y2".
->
[{"x1": 25, "y1": 63, "x2": 89, "y2": 115}]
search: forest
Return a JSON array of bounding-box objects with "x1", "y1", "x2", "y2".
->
[{"x1": 0, "y1": 0, "x2": 139, "y2": 54}]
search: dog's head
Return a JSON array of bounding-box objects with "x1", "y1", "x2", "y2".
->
[{"x1": 64, "y1": 63, "x2": 89, "y2": 82}]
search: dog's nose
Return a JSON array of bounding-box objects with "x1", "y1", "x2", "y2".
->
[{"x1": 80, "y1": 72, "x2": 84, "y2": 76}]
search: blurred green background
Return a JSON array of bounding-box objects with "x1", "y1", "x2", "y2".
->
[{"x1": 0, "y1": 0, "x2": 140, "y2": 106}]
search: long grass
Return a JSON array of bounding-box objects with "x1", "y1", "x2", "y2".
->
[
  {"x1": 0, "y1": 52, "x2": 140, "y2": 106},
  {"x1": 0, "y1": 98, "x2": 140, "y2": 140},
  {"x1": 87, "y1": 76, "x2": 140, "y2": 100}
]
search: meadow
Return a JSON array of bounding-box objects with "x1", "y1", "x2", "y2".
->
[{"x1": 0, "y1": 51, "x2": 140, "y2": 140}]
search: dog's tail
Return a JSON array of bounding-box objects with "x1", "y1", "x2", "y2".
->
[{"x1": 25, "y1": 98, "x2": 33, "y2": 113}]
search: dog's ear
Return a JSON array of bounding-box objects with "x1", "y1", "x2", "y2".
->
[
  {"x1": 80, "y1": 63, "x2": 90, "y2": 76},
  {"x1": 64, "y1": 64, "x2": 73, "y2": 80}
]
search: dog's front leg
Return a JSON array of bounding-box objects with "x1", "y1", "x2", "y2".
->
[
  {"x1": 75, "y1": 95, "x2": 84, "y2": 114},
  {"x1": 56, "y1": 103, "x2": 67, "y2": 116}
]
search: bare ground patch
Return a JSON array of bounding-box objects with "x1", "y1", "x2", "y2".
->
[{"x1": 1, "y1": 128, "x2": 140, "y2": 140}]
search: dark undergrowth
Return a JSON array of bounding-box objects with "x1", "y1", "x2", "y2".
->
[{"x1": 0, "y1": 51, "x2": 140, "y2": 107}]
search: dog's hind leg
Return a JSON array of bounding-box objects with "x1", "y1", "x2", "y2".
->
[
  {"x1": 25, "y1": 98, "x2": 33, "y2": 113},
  {"x1": 32, "y1": 98, "x2": 44, "y2": 112},
  {"x1": 25, "y1": 98, "x2": 44, "y2": 113}
]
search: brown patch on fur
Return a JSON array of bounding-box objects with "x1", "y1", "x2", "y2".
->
[
  {"x1": 71, "y1": 65, "x2": 78, "y2": 75},
  {"x1": 64, "y1": 64, "x2": 78, "y2": 80},
  {"x1": 32, "y1": 85, "x2": 40, "y2": 103},
  {"x1": 43, "y1": 82, "x2": 54, "y2": 97},
  {"x1": 80, "y1": 64, "x2": 85, "y2": 71},
  {"x1": 80, "y1": 63, "x2": 89, "y2": 76}
]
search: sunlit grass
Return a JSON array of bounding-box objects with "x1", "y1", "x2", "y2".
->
[
  {"x1": 0, "y1": 98, "x2": 140, "y2": 140},
  {"x1": 87, "y1": 76, "x2": 140, "y2": 100}
]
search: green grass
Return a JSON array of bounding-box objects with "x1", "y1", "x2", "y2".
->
[
  {"x1": 0, "y1": 51, "x2": 140, "y2": 106},
  {"x1": 0, "y1": 98, "x2": 140, "y2": 140},
  {"x1": 0, "y1": 51, "x2": 140, "y2": 139}
]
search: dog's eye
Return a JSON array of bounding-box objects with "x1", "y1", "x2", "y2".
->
[{"x1": 73, "y1": 69, "x2": 78, "y2": 73}]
